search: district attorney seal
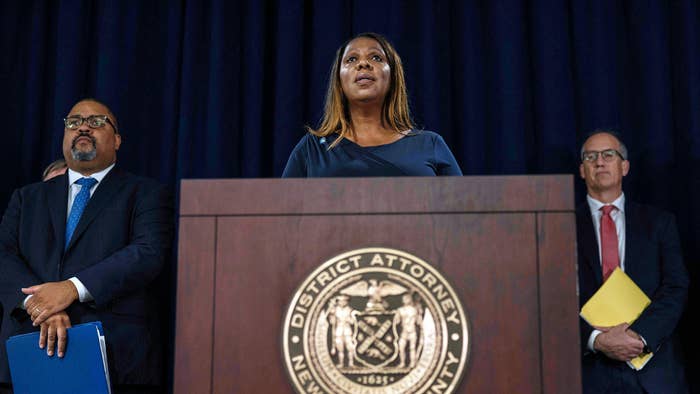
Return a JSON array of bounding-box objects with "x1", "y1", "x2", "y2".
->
[{"x1": 282, "y1": 248, "x2": 469, "y2": 394}]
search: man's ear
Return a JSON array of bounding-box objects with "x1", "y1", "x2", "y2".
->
[{"x1": 622, "y1": 160, "x2": 629, "y2": 177}]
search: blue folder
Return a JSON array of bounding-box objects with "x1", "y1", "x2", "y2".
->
[{"x1": 6, "y1": 321, "x2": 111, "y2": 394}]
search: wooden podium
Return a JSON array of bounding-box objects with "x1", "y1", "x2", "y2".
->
[{"x1": 174, "y1": 176, "x2": 581, "y2": 394}]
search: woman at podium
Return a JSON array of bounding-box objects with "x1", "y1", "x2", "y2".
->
[{"x1": 282, "y1": 32, "x2": 462, "y2": 177}]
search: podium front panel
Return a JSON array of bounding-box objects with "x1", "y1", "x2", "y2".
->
[{"x1": 175, "y1": 177, "x2": 580, "y2": 394}]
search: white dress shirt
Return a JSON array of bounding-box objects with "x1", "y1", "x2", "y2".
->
[
  {"x1": 585, "y1": 193, "x2": 630, "y2": 352},
  {"x1": 586, "y1": 193, "x2": 626, "y2": 270}
]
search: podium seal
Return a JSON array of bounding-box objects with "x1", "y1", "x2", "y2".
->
[{"x1": 282, "y1": 248, "x2": 469, "y2": 394}]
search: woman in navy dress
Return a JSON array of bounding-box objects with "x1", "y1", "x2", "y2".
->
[{"x1": 282, "y1": 32, "x2": 462, "y2": 177}]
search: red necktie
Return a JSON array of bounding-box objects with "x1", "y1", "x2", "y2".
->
[{"x1": 600, "y1": 205, "x2": 619, "y2": 281}]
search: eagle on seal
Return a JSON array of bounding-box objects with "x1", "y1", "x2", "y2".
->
[{"x1": 341, "y1": 279, "x2": 408, "y2": 312}]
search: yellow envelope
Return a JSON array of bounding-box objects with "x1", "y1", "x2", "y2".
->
[{"x1": 580, "y1": 267, "x2": 653, "y2": 370}]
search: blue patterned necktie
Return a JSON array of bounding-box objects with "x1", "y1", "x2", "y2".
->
[{"x1": 65, "y1": 177, "x2": 98, "y2": 250}]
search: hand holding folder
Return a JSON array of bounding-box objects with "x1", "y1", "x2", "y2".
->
[
  {"x1": 6, "y1": 321, "x2": 111, "y2": 394},
  {"x1": 579, "y1": 267, "x2": 653, "y2": 370}
]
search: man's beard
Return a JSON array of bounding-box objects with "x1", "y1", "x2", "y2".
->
[{"x1": 71, "y1": 134, "x2": 97, "y2": 161}]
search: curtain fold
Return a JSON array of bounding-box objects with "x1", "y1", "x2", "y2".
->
[{"x1": 1, "y1": 0, "x2": 698, "y2": 389}]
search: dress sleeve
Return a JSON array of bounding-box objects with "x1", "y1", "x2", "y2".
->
[
  {"x1": 0, "y1": 189, "x2": 43, "y2": 315},
  {"x1": 282, "y1": 135, "x2": 309, "y2": 178},
  {"x1": 629, "y1": 211, "x2": 689, "y2": 351},
  {"x1": 433, "y1": 134, "x2": 463, "y2": 175},
  {"x1": 75, "y1": 182, "x2": 174, "y2": 307}
]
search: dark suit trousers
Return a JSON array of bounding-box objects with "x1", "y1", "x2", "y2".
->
[
  {"x1": 112, "y1": 385, "x2": 162, "y2": 394},
  {"x1": 584, "y1": 363, "x2": 647, "y2": 394}
]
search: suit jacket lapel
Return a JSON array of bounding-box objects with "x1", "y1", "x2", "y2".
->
[
  {"x1": 47, "y1": 174, "x2": 69, "y2": 249},
  {"x1": 623, "y1": 201, "x2": 640, "y2": 279},
  {"x1": 577, "y1": 205, "x2": 603, "y2": 285},
  {"x1": 65, "y1": 167, "x2": 127, "y2": 252}
]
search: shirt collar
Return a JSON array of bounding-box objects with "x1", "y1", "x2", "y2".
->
[
  {"x1": 586, "y1": 192, "x2": 625, "y2": 214},
  {"x1": 67, "y1": 163, "x2": 115, "y2": 187}
]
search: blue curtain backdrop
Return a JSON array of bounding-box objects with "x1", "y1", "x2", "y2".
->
[{"x1": 1, "y1": 0, "x2": 699, "y2": 390}]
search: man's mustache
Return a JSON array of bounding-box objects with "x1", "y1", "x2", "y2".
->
[{"x1": 71, "y1": 132, "x2": 97, "y2": 149}]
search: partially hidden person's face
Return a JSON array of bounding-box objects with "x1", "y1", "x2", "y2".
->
[
  {"x1": 339, "y1": 37, "x2": 391, "y2": 105},
  {"x1": 579, "y1": 133, "x2": 629, "y2": 196},
  {"x1": 62, "y1": 100, "x2": 121, "y2": 174},
  {"x1": 44, "y1": 167, "x2": 67, "y2": 181}
]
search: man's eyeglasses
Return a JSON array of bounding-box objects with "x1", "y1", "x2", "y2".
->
[
  {"x1": 581, "y1": 149, "x2": 625, "y2": 163},
  {"x1": 63, "y1": 115, "x2": 117, "y2": 132}
]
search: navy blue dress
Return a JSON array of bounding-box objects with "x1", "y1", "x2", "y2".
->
[{"x1": 282, "y1": 130, "x2": 462, "y2": 177}]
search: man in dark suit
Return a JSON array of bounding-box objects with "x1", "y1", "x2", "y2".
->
[
  {"x1": 577, "y1": 131, "x2": 689, "y2": 393},
  {"x1": 0, "y1": 99, "x2": 174, "y2": 393}
]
